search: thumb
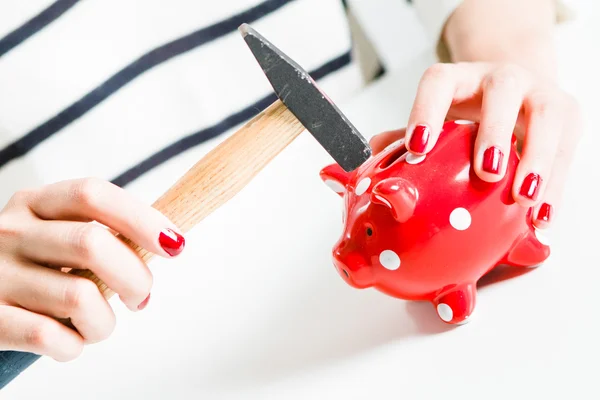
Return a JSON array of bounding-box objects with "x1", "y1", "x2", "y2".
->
[{"x1": 369, "y1": 128, "x2": 407, "y2": 154}]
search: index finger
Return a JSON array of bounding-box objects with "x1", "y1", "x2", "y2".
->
[
  {"x1": 27, "y1": 178, "x2": 185, "y2": 258},
  {"x1": 406, "y1": 62, "x2": 488, "y2": 154}
]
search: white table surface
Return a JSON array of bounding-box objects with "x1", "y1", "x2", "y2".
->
[{"x1": 4, "y1": 7, "x2": 600, "y2": 399}]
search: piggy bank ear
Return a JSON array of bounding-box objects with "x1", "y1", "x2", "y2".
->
[
  {"x1": 320, "y1": 163, "x2": 350, "y2": 197},
  {"x1": 371, "y1": 177, "x2": 418, "y2": 223}
]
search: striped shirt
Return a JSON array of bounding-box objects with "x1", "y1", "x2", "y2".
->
[
  {"x1": 1, "y1": 0, "x2": 522, "y2": 389},
  {"x1": 0, "y1": 0, "x2": 377, "y2": 206},
  {"x1": 0, "y1": 0, "x2": 572, "y2": 202},
  {"x1": 0, "y1": 0, "x2": 573, "y2": 390},
  {"x1": 0, "y1": 0, "x2": 497, "y2": 206},
  {"x1": 0, "y1": 0, "x2": 384, "y2": 387}
]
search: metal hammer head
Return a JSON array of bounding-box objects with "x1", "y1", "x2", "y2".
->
[{"x1": 239, "y1": 23, "x2": 371, "y2": 172}]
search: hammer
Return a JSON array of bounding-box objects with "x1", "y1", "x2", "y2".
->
[
  {"x1": 69, "y1": 23, "x2": 372, "y2": 299},
  {"x1": 0, "y1": 23, "x2": 373, "y2": 386}
]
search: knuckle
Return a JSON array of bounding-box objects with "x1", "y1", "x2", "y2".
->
[
  {"x1": 70, "y1": 223, "x2": 107, "y2": 261},
  {"x1": 26, "y1": 321, "x2": 58, "y2": 349},
  {"x1": 486, "y1": 64, "x2": 522, "y2": 91},
  {"x1": 7, "y1": 189, "x2": 37, "y2": 208},
  {"x1": 0, "y1": 215, "x2": 20, "y2": 240},
  {"x1": 422, "y1": 63, "x2": 453, "y2": 82},
  {"x1": 527, "y1": 91, "x2": 560, "y2": 118},
  {"x1": 63, "y1": 278, "x2": 100, "y2": 312},
  {"x1": 69, "y1": 177, "x2": 105, "y2": 208}
]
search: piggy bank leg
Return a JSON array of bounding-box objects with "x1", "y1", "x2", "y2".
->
[
  {"x1": 433, "y1": 283, "x2": 477, "y2": 325},
  {"x1": 504, "y1": 228, "x2": 551, "y2": 268}
]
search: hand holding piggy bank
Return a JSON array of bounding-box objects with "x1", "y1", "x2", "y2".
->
[{"x1": 320, "y1": 121, "x2": 550, "y2": 325}]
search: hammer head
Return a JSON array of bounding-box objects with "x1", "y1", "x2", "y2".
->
[{"x1": 239, "y1": 23, "x2": 371, "y2": 172}]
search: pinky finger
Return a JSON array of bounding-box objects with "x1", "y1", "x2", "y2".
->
[
  {"x1": 512, "y1": 91, "x2": 565, "y2": 208},
  {"x1": 532, "y1": 121, "x2": 582, "y2": 230},
  {"x1": 0, "y1": 305, "x2": 84, "y2": 362}
]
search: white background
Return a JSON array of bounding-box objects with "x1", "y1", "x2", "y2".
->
[{"x1": 3, "y1": 0, "x2": 600, "y2": 399}]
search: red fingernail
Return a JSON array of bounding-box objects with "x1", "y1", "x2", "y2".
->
[
  {"x1": 159, "y1": 229, "x2": 185, "y2": 256},
  {"x1": 536, "y1": 203, "x2": 554, "y2": 223},
  {"x1": 408, "y1": 125, "x2": 430, "y2": 154},
  {"x1": 519, "y1": 173, "x2": 543, "y2": 200},
  {"x1": 138, "y1": 293, "x2": 151, "y2": 310},
  {"x1": 482, "y1": 146, "x2": 503, "y2": 174}
]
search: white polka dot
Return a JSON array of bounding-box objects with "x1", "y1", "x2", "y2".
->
[
  {"x1": 534, "y1": 228, "x2": 551, "y2": 246},
  {"x1": 325, "y1": 179, "x2": 345, "y2": 193},
  {"x1": 437, "y1": 303, "x2": 453, "y2": 322},
  {"x1": 355, "y1": 177, "x2": 371, "y2": 195},
  {"x1": 379, "y1": 250, "x2": 401, "y2": 270},
  {"x1": 406, "y1": 153, "x2": 426, "y2": 164},
  {"x1": 454, "y1": 119, "x2": 474, "y2": 125},
  {"x1": 449, "y1": 208, "x2": 471, "y2": 230}
]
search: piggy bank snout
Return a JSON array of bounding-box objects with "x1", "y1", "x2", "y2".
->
[{"x1": 333, "y1": 240, "x2": 374, "y2": 289}]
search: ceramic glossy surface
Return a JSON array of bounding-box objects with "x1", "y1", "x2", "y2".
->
[{"x1": 320, "y1": 121, "x2": 550, "y2": 325}]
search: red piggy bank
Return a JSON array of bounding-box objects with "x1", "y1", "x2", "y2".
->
[{"x1": 320, "y1": 121, "x2": 550, "y2": 325}]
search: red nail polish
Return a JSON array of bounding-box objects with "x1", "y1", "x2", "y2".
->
[
  {"x1": 482, "y1": 146, "x2": 503, "y2": 174},
  {"x1": 138, "y1": 293, "x2": 151, "y2": 310},
  {"x1": 536, "y1": 203, "x2": 553, "y2": 223},
  {"x1": 409, "y1": 125, "x2": 430, "y2": 154},
  {"x1": 159, "y1": 229, "x2": 185, "y2": 256},
  {"x1": 519, "y1": 173, "x2": 542, "y2": 200}
]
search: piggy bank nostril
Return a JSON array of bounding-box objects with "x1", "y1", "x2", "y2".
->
[
  {"x1": 342, "y1": 269, "x2": 349, "y2": 278},
  {"x1": 335, "y1": 241, "x2": 349, "y2": 255}
]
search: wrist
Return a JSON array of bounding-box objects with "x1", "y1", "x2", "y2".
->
[
  {"x1": 445, "y1": 31, "x2": 558, "y2": 80},
  {"x1": 441, "y1": 0, "x2": 559, "y2": 80}
]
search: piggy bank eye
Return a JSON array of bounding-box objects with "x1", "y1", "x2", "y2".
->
[{"x1": 366, "y1": 227, "x2": 373, "y2": 236}]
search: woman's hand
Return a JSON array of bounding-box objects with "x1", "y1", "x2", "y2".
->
[
  {"x1": 0, "y1": 178, "x2": 185, "y2": 361},
  {"x1": 371, "y1": 61, "x2": 582, "y2": 229}
]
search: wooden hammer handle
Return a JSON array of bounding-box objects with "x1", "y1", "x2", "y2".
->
[{"x1": 69, "y1": 100, "x2": 304, "y2": 300}]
